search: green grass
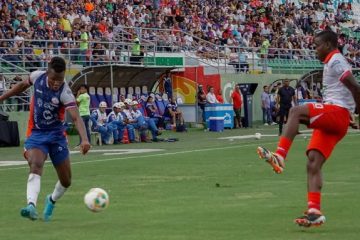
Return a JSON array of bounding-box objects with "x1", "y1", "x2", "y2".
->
[{"x1": 1, "y1": 126, "x2": 360, "y2": 240}]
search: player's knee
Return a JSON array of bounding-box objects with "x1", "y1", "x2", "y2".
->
[
  {"x1": 61, "y1": 178, "x2": 71, "y2": 188},
  {"x1": 29, "y1": 159, "x2": 44, "y2": 173},
  {"x1": 307, "y1": 151, "x2": 324, "y2": 173}
]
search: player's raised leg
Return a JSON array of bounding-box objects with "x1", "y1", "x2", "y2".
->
[
  {"x1": 21, "y1": 148, "x2": 47, "y2": 220},
  {"x1": 257, "y1": 105, "x2": 310, "y2": 173}
]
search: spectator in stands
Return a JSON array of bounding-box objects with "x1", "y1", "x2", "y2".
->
[
  {"x1": 76, "y1": 84, "x2": 91, "y2": 146},
  {"x1": 231, "y1": 84, "x2": 243, "y2": 128},
  {"x1": 14, "y1": 29, "x2": 25, "y2": 46},
  {"x1": 131, "y1": 35, "x2": 141, "y2": 64},
  {"x1": 79, "y1": 25, "x2": 89, "y2": 65},
  {"x1": 60, "y1": 14, "x2": 72, "y2": 33},
  {"x1": 229, "y1": 48, "x2": 240, "y2": 73},
  {"x1": 260, "y1": 35, "x2": 270, "y2": 73},
  {"x1": 104, "y1": 43, "x2": 117, "y2": 62},
  {"x1": 238, "y1": 48, "x2": 249, "y2": 73},
  {"x1": 206, "y1": 86, "x2": 219, "y2": 104},
  {"x1": 92, "y1": 43, "x2": 106, "y2": 65}
]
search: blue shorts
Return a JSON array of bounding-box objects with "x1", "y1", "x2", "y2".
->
[{"x1": 24, "y1": 130, "x2": 69, "y2": 166}]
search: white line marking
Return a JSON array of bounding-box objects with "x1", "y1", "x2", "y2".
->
[
  {"x1": 69, "y1": 149, "x2": 164, "y2": 155},
  {"x1": 103, "y1": 149, "x2": 165, "y2": 156},
  {"x1": 219, "y1": 129, "x2": 360, "y2": 140},
  {"x1": 0, "y1": 141, "x2": 279, "y2": 171},
  {"x1": 2, "y1": 135, "x2": 360, "y2": 171},
  {"x1": 219, "y1": 134, "x2": 279, "y2": 140},
  {"x1": 0, "y1": 161, "x2": 27, "y2": 167}
]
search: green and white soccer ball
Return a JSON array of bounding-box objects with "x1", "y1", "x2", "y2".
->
[{"x1": 84, "y1": 188, "x2": 109, "y2": 212}]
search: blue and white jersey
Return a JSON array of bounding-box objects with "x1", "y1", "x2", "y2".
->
[
  {"x1": 132, "y1": 109, "x2": 143, "y2": 119},
  {"x1": 166, "y1": 102, "x2": 178, "y2": 112},
  {"x1": 90, "y1": 109, "x2": 107, "y2": 126},
  {"x1": 27, "y1": 70, "x2": 76, "y2": 133},
  {"x1": 107, "y1": 111, "x2": 119, "y2": 123},
  {"x1": 123, "y1": 109, "x2": 134, "y2": 120}
]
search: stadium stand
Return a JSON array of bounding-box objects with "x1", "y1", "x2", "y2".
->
[{"x1": 1, "y1": 0, "x2": 360, "y2": 70}]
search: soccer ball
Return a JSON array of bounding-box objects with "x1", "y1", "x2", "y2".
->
[
  {"x1": 255, "y1": 133, "x2": 262, "y2": 140},
  {"x1": 84, "y1": 188, "x2": 109, "y2": 212}
]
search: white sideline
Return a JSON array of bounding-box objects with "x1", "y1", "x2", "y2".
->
[
  {"x1": 0, "y1": 141, "x2": 279, "y2": 171},
  {"x1": 2, "y1": 133, "x2": 360, "y2": 171}
]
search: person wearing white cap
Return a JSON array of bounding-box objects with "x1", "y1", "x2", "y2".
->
[
  {"x1": 122, "y1": 99, "x2": 139, "y2": 142},
  {"x1": 131, "y1": 101, "x2": 162, "y2": 142},
  {"x1": 125, "y1": 100, "x2": 149, "y2": 142},
  {"x1": 90, "y1": 101, "x2": 113, "y2": 144},
  {"x1": 106, "y1": 102, "x2": 124, "y2": 144}
]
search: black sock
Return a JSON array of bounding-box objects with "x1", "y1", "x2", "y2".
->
[{"x1": 49, "y1": 196, "x2": 56, "y2": 204}]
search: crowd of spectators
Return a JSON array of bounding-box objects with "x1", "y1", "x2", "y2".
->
[{"x1": 0, "y1": 0, "x2": 360, "y2": 65}]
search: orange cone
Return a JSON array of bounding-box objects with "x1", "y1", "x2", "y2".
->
[{"x1": 122, "y1": 128, "x2": 129, "y2": 144}]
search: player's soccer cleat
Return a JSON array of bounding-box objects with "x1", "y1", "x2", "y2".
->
[
  {"x1": 257, "y1": 146, "x2": 284, "y2": 174},
  {"x1": 43, "y1": 194, "x2": 55, "y2": 222},
  {"x1": 295, "y1": 208, "x2": 326, "y2": 227},
  {"x1": 20, "y1": 204, "x2": 38, "y2": 220}
]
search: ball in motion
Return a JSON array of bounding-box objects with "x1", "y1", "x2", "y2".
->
[
  {"x1": 84, "y1": 188, "x2": 109, "y2": 212},
  {"x1": 255, "y1": 133, "x2": 262, "y2": 140}
]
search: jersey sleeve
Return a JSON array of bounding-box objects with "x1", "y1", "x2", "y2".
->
[
  {"x1": 330, "y1": 58, "x2": 352, "y2": 82},
  {"x1": 60, "y1": 83, "x2": 77, "y2": 109},
  {"x1": 28, "y1": 70, "x2": 46, "y2": 85}
]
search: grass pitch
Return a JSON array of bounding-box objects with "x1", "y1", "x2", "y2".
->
[{"x1": 1, "y1": 126, "x2": 360, "y2": 240}]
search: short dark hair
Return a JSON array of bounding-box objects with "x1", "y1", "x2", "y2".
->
[
  {"x1": 79, "y1": 84, "x2": 88, "y2": 91},
  {"x1": 315, "y1": 30, "x2": 338, "y2": 48},
  {"x1": 48, "y1": 57, "x2": 66, "y2": 73}
]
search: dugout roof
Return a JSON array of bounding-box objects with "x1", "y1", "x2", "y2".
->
[{"x1": 69, "y1": 65, "x2": 175, "y2": 91}]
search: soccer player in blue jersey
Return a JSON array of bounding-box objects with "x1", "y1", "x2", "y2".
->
[{"x1": 0, "y1": 57, "x2": 91, "y2": 221}]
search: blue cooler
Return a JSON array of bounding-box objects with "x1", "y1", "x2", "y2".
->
[{"x1": 209, "y1": 117, "x2": 224, "y2": 132}]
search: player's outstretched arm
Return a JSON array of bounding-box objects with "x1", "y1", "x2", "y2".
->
[
  {"x1": 342, "y1": 73, "x2": 360, "y2": 126},
  {"x1": 0, "y1": 79, "x2": 31, "y2": 102},
  {"x1": 68, "y1": 107, "x2": 91, "y2": 154}
]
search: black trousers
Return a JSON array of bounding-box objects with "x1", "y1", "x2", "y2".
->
[{"x1": 278, "y1": 106, "x2": 291, "y2": 135}]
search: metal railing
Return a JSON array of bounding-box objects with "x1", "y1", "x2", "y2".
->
[
  {"x1": 0, "y1": 38, "x2": 323, "y2": 74},
  {"x1": 0, "y1": 72, "x2": 31, "y2": 112},
  {"x1": 113, "y1": 27, "x2": 323, "y2": 73}
]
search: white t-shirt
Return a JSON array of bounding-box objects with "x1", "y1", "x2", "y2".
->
[
  {"x1": 206, "y1": 92, "x2": 219, "y2": 104},
  {"x1": 322, "y1": 51, "x2": 355, "y2": 112}
]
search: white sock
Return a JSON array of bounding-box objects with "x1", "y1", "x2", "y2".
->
[
  {"x1": 27, "y1": 173, "x2": 41, "y2": 206},
  {"x1": 51, "y1": 181, "x2": 67, "y2": 202}
]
